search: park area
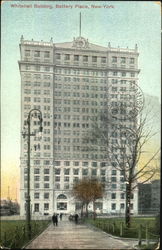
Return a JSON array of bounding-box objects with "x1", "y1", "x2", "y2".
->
[
  {"x1": 0, "y1": 220, "x2": 50, "y2": 249},
  {"x1": 85, "y1": 216, "x2": 160, "y2": 249}
]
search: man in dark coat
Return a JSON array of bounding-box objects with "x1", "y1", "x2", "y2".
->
[
  {"x1": 74, "y1": 213, "x2": 79, "y2": 224},
  {"x1": 52, "y1": 213, "x2": 58, "y2": 226}
]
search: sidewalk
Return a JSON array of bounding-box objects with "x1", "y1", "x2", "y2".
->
[{"x1": 24, "y1": 218, "x2": 138, "y2": 249}]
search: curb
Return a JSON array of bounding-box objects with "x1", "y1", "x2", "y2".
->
[{"x1": 21, "y1": 221, "x2": 51, "y2": 249}]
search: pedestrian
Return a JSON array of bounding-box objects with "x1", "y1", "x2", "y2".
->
[
  {"x1": 74, "y1": 213, "x2": 79, "y2": 224},
  {"x1": 52, "y1": 213, "x2": 58, "y2": 226},
  {"x1": 60, "y1": 213, "x2": 63, "y2": 221}
]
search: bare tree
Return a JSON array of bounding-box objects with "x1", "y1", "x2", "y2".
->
[
  {"x1": 72, "y1": 178, "x2": 104, "y2": 219},
  {"x1": 89, "y1": 109, "x2": 160, "y2": 227}
]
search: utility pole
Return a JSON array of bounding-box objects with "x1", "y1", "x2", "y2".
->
[{"x1": 22, "y1": 109, "x2": 43, "y2": 240}]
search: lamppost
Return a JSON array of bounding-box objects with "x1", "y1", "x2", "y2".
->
[{"x1": 22, "y1": 109, "x2": 43, "y2": 240}]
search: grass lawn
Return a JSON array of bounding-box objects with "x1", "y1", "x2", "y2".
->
[
  {"x1": 0, "y1": 220, "x2": 50, "y2": 249},
  {"x1": 85, "y1": 217, "x2": 159, "y2": 240}
]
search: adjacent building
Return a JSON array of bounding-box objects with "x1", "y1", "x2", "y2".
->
[
  {"x1": 19, "y1": 35, "x2": 140, "y2": 216},
  {"x1": 138, "y1": 179, "x2": 160, "y2": 214}
]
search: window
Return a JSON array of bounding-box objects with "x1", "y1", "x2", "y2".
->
[
  {"x1": 44, "y1": 203, "x2": 49, "y2": 210},
  {"x1": 73, "y1": 169, "x2": 79, "y2": 175},
  {"x1": 82, "y1": 169, "x2": 88, "y2": 175},
  {"x1": 111, "y1": 184, "x2": 117, "y2": 189},
  {"x1": 34, "y1": 51, "x2": 40, "y2": 57},
  {"x1": 34, "y1": 193, "x2": 39, "y2": 199},
  {"x1": 64, "y1": 176, "x2": 69, "y2": 182},
  {"x1": 44, "y1": 169, "x2": 50, "y2": 174},
  {"x1": 34, "y1": 176, "x2": 40, "y2": 181},
  {"x1": 64, "y1": 161, "x2": 70, "y2": 166},
  {"x1": 83, "y1": 162, "x2": 88, "y2": 167},
  {"x1": 120, "y1": 203, "x2": 125, "y2": 209},
  {"x1": 34, "y1": 183, "x2": 40, "y2": 189},
  {"x1": 131, "y1": 72, "x2": 135, "y2": 77},
  {"x1": 130, "y1": 203, "x2": 133, "y2": 209},
  {"x1": 65, "y1": 54, "x2": 70, "y2": 60},
  {"x1": 64, "y1": 168, "x2": 70, "y2": 175},
  {"x1": 44, "y1": 183, "x2": 49, "y2": 188},
  {"x1": 111, "y1": 177, "x2": 117, "y2": 182},
  {"x1": 130, "y1": 58, "x2": 135, "y2": 64},
  {"x1": 92, "y1": 162, "x2": 97, "y2": 167},
  {"x1": 64, "y1": 184, "x2": 69, "y2": 190},
  {"x1": 55, "y1": 176, "x2": 60, "y2": 182},
  {"x1": 121, "y1": 57, "x2": 126, "y2": 63},
  {"x1": 56, "y1": 53, "x2": 61, "y2": 60},
  {"x1": 74, "y1": 55, "x2": 79, "y2": 61},
  {"x1": 73, "y1": 161, "x2": 79, "y2": 166},
  {"x1": 92, "y1": 56, "x2": 97, "y2": 63},
  {"x1": 120, "y1": 193, "x2": 125, "y2": 199},
  {"x1": 25, "y1": 50, "x2": 30, "y2": 56},
  {"x1": 54, "y1": 161, "x2": 60, "y2": 166},
  {"x1": 44, "y1": 176, "x2": 49, "y2": 181},
  {"x1": 57, "y1": 202, "x2": 67, "y2": 210},
  {"x1": 83, "y1": 55, "x2": 88, "y2": 62},
  {"x1": 44, "y1": 193, "x2": 49, "y2": 199},
  {"x1": 111, "y1": 193, "x2": 116, "y2": 199},
  {"x1": 122, "y1": 72, "x2": 126, "y2": 76},
  {"x1": 44, "y1": 51, "x2": 50, "y2": 58},
  {"x1": 101, "y1": 170, "x2": 105, "y2": 175},
  {"x1": 111, "y1": 203, "x2": 116, "y2": 210},
  {"x1": 101, "y1": 57, "x2": 106, "y2": 63},
  {"x1": 112, "y1": 170, "x2": 117, "y2": 175},
  {"x1": 34, "y1": 168, "x2": 40, "y2": 174},
  {"x1": 34, "y1": 203, "x2": 39, "y2": 212},
  {"x1": 45, "y1": 66, "x2": 50, "y2": 72},
  {"x1": 92, "y1": 169, "x2": 97, "y2": 176},
  {"x1": 112, "y1": 56, "x2": 117, "y2": 63},
  {"x1": 55, "y1": 168, "x2": 60, "y2": 175}
]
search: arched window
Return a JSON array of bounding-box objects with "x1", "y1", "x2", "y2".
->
[{"x1": 57, "y1": 194, "x2": 67, "y2": 200}]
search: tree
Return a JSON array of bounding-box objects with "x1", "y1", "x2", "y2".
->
[
  {"x1": 89, "y1": 109, "x2": 160, "y2": 227},
  {"x1": 72, "y1": 178, "x2": 104, "y2": 219}
]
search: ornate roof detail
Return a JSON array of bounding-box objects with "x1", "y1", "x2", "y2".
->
[{"x1": 72, "y1": 36, "x2": 89, "y2": 49}]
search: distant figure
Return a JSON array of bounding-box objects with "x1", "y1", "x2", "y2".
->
[
  {"x1": 74, "y1": 213, "x2": 79, "y2": 224},
  {"x1": 52, "y1": 213, "x2": 58, "y2": 226},
  {"x1": 60, "y1": 213, "x2": 63, "y2": 221}
]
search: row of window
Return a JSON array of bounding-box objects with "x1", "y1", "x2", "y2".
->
[
  {"x1": 25, "y1": 202, "x2": 134, "y2": 212},
  {"x1": 23, "y1": 70, "x2": 136, "y2": 80},
  {"x1": 55, "y1": 68, "x2": 107, "y2": 76},
  {"x1": 25, "y1": 50, "x2": 50, "y2": 58},
  {"x1": 25, "y1": 65, "x2": 51, "y2": 72},
  {"x1": 23, "y1": 73, "x2": 51, "y2": 79},
  {"x1": 24, "y1": 182, "x2": 126, "y2": 190},
  {"x1": 55, "y1": 54, "x2": 135, "y2": 64}
]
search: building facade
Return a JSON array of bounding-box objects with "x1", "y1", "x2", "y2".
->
[
  {"x1": 19, "y1": 35, "x2": 139, "y2": 216},
  {"x1": 138, "y1": 180, "x2": 160, "y2": 214}
]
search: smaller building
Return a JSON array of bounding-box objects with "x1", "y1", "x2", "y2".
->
[
  {"x1": 138, "y1": 179, "x2": 160, "y2": 215},
  {"x1": 138, "y1": 183, "x2": 152, "y2": 214},
  {"x1": 150, "y1": 179, "x2": 160, "y2": 214}
]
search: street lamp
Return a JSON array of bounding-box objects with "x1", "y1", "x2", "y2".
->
[{"x1": 22, "y1": 109, "x2": 43, "y2": 239}]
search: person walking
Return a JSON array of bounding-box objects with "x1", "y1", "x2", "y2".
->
[
  {"x1": 60, "y1": 213, "x2": 63, "y2": 221},
  {"x1": 52, "y1": 213, "x2": 58, "y2": 226},
  {"x1": 74, "y1": 213, "x2": 79, "y2": 224}
]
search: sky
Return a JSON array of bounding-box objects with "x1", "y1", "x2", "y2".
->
[{"x1": 1, "y1": 1, "x2": 161, "y2": 202}]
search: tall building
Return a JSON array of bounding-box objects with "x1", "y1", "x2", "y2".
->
[{"x1": 19, "y1": 34, "x2": 139, "y2": 216}]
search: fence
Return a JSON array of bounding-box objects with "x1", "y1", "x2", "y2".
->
[
  {"x1": 0, "y1": 220, "x2": 50, "y2": 249},
  {"x1": 92, "y1": 220, "x2": 159, "y2": 248}
]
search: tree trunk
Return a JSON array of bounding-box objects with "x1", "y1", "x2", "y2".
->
[
  {"x1": 81, "y1": 203, "x2": 84, "y2": 218},
  {"x1": 125, "y1": 182, "x2": 131, "y2": 228},
  {"x1": 85, "y1": 203, "x2": 89, "y2": 218},
  {"x1": 93, "y1": 200, "x2": 96, "y2": 220}
]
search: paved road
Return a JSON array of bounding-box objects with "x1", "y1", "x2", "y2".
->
[{"x1": 24, "y1": 218, "x2": 138, "y2": 249}]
